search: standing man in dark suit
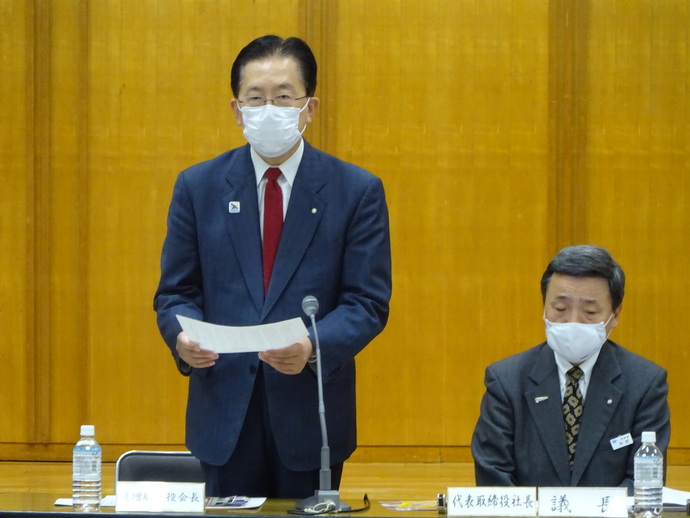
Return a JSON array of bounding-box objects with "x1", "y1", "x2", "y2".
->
[
  {"x1": 471, "y1": 245, "x2": 670, "y2": 493},
  {"x1": 154, "y1": 35, "x2": 392, "y2": 499}
]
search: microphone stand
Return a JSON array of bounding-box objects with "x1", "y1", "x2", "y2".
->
[{"x1": 294, "y1": 306, "x2": 351, "y2": 513}]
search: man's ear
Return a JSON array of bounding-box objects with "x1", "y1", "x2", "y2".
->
[
  {"x1": 610, "y1": 304, "x2": 622, "y2": 330},
  {"x1": 230, "y1": 99, "x2": 243, "y2": 127},
  {"x1": 304, "y1": 97, "x2": 319, "y2": 124}
]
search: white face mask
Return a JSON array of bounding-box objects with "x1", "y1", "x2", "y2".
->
[
  {"x1": 240, "y1": 99, "x2": 310, "y2": 158},
  {"x1": 544, "y1": 313, "x2": 614, "y2": 364}
]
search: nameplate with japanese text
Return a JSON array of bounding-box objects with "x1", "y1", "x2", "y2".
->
[
  {"x1": 537, "y1": 487, "x2": 628, "y2": 517},
  {"x1": 115, "y1": 481, "x2": 205, "y2": 513},
  {"x1": 447, "y1": 487, "x2": 537, "y2": 516}
]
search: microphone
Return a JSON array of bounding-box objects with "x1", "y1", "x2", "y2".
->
[
  {"x1": 294, "y1": 296, "x2": 351, "y2": 513},
  {"x1": 302, "y1": 295, "x2": 319, "y2": 318}
]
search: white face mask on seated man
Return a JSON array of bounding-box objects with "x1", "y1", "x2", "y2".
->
[{"x1": 544, "y1": 313, "x2": 614, "y2": 364}]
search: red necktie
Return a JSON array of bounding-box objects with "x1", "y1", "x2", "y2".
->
[{"x1": 262, "y1": 167, "x2": 283, "y2": 294}]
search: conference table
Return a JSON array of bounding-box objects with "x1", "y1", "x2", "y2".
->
[
  {"x1": 0, "y1": 493, "x2": 437, "y2": 518},
  {"x1": 3, "y1": 492, "x2": 689, "y2": 518}
]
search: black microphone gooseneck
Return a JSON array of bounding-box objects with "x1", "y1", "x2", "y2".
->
[{"x1": 294, "y1": 296, "x2": 351, "y2": 513}]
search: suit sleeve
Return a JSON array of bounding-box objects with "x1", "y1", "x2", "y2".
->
[
  {"x1": 471, "y1": 365, "x2": 518, "y2": 486},
  {"x1": 314, "y1": 176, "x2": 392, "y2": 380},
  {"x1": 153, "y1": 171, "x2": 204, "y2": 375},
  {"x1": 623, "y1": 365, "x2": 671, "y2": 488}
]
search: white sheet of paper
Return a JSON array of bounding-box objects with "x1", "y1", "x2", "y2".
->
[
  {"x1": 55, "y1": 495, "x2": 117, "y2": 507},
  {"x1": 176, "y1": 315, "x2": 308, "y2": 354},
  {"x1": 662, "y1": 486, "x2": 690, "y2": 505}
]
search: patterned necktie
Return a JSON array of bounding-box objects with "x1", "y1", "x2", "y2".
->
[
  {"x1": 563, "y1": 366, "x2": 584, "y2": 468},
  {"x1": 262, "y1": 167, "x2": 283, "y2": 295}
]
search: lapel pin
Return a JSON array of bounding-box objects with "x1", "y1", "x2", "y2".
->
[
  {"x1": 229, "y1": 201, "x2": 240, "y2": 213},
  {"x1": 311, "y1": 208, "x2": 317, "y2": 214},
  {"x1": 534, "y1": 396, "x2": 549, "y2": 404},
  {"x1": 607, "y1": 398, "x2": 613, "y2": 405}
]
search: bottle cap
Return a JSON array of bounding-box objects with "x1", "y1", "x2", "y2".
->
[
  {"x1": 641, "y1": 430, "x2": 656, "y2": 443},
  {"x1": 80, "y1": 425, "x2": 95, "y2": 437}
]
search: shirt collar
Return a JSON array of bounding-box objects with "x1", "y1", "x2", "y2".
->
[
  {"x1": 251, "y1": 140, "x2": 304, "y2": 187},
  {"x1": 553, "y1": 346, "x2": 602, "y2": 384}
]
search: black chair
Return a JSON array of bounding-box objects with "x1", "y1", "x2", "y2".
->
[{"x1": 115, "y1": 450, "x2": 204, "y2": 483}]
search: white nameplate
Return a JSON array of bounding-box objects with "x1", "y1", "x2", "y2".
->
[
  {"x1": 115, "y1": 481, "x2": 205, "y2": 513},
  {"x1": 610, "y1": 433, "x2": 633, "y2": 451},
  {"x1": 447, "y1": 487, "x2": 537, "y2": 516},
  {"x1": 537, "y1": 487, "x2": 628, "y2": 517}
]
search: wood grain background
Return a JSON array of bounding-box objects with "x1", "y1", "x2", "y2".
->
[{"x1": 1, "y1": 0, "x2": 688, "y2": 464}]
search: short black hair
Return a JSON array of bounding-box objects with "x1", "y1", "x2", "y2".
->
[
  {"x1": 540, "y1": 245, "x2": 625, "y2": 310},
  {"x1": 230, "y1": 35, "x2": 317, "y2": 98}
]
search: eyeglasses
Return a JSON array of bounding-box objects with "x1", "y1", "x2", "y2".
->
[{"x1": 238, "y1": 95, "x2": 308, "y2": 108}]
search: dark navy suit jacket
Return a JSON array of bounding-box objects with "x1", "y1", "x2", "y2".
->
[
  {"x1": 154, "y1": 141, "x2": 392, "y2": 470},
  {"x1": 471, "y1": 341, "x2": 670, "y2": 493}
]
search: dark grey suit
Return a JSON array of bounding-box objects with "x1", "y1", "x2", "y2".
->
[{"x1": 471, "y1": 341, "x2": 670, "y2": 493}]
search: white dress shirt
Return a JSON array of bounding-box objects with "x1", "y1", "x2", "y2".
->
[
  {"x1": 553, "y1": 347, "x2": 602, "y2": 402},
  {"x1": 250, "y1": 140, "x2": 304, "y2": 235}
]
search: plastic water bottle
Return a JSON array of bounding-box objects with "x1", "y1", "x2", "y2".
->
[
  {"x1": 72, "y1": 425, "x2": 102, "y2": 512},
  {"x1": 633, "y1": 430, "x2": 663, "y2": 517}
]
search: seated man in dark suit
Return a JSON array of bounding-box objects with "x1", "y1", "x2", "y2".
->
[{"x1": 471, "y1": 245, "x2": 670, "y2": 493}]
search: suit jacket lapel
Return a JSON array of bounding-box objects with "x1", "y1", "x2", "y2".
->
[
  {"x1": 526, "y1": 345, "x2": 571, "y2": 486},
  {"x1": 220, "y1": 147, "x2": 264, "y2": 315},
  {"x1": 570, "y1": 343, "x2": 622, "y2": 485},
  {"x1": 262, "y1": 145, "x2": 326, "y2": 317}
]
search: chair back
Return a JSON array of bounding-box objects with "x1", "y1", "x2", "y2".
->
[{"x1": 115, "y1": 450, "x2": 204, "y2": 483}]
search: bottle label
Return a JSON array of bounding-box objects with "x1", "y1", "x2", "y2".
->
[{"x1": 73, "y1": 451, "x2": 102, "y2": 478}]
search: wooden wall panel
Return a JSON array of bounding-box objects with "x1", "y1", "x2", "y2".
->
[
  {"x1": 548, "y1": 0, "x2": 589, "y2": 247},
  {"x1": 3, "y1": 0, "x2": 689, "y2": 463},
  {"x1": 0, "y1": 0, "x2": 32, "y2": 444},
  {"x1": 585, "y1": 0, "x2": 690, "y2": 456},
  {"x1": 326, "y1": 0, "x2": 551, "y2": 449},
  {"x1": 47, "y1": 0, "x2": 90, "y2": 446}
]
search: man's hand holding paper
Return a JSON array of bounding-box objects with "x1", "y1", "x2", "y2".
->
[
  {"x1": 175, "y1": 315, "x2": 311, "y2": 374},
  {"x1": 176, "y1": 332, "x2": 219, "y2": 369},
  {"x1": 259, "y1": 336, "x2": 314, "y2": 375}
]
